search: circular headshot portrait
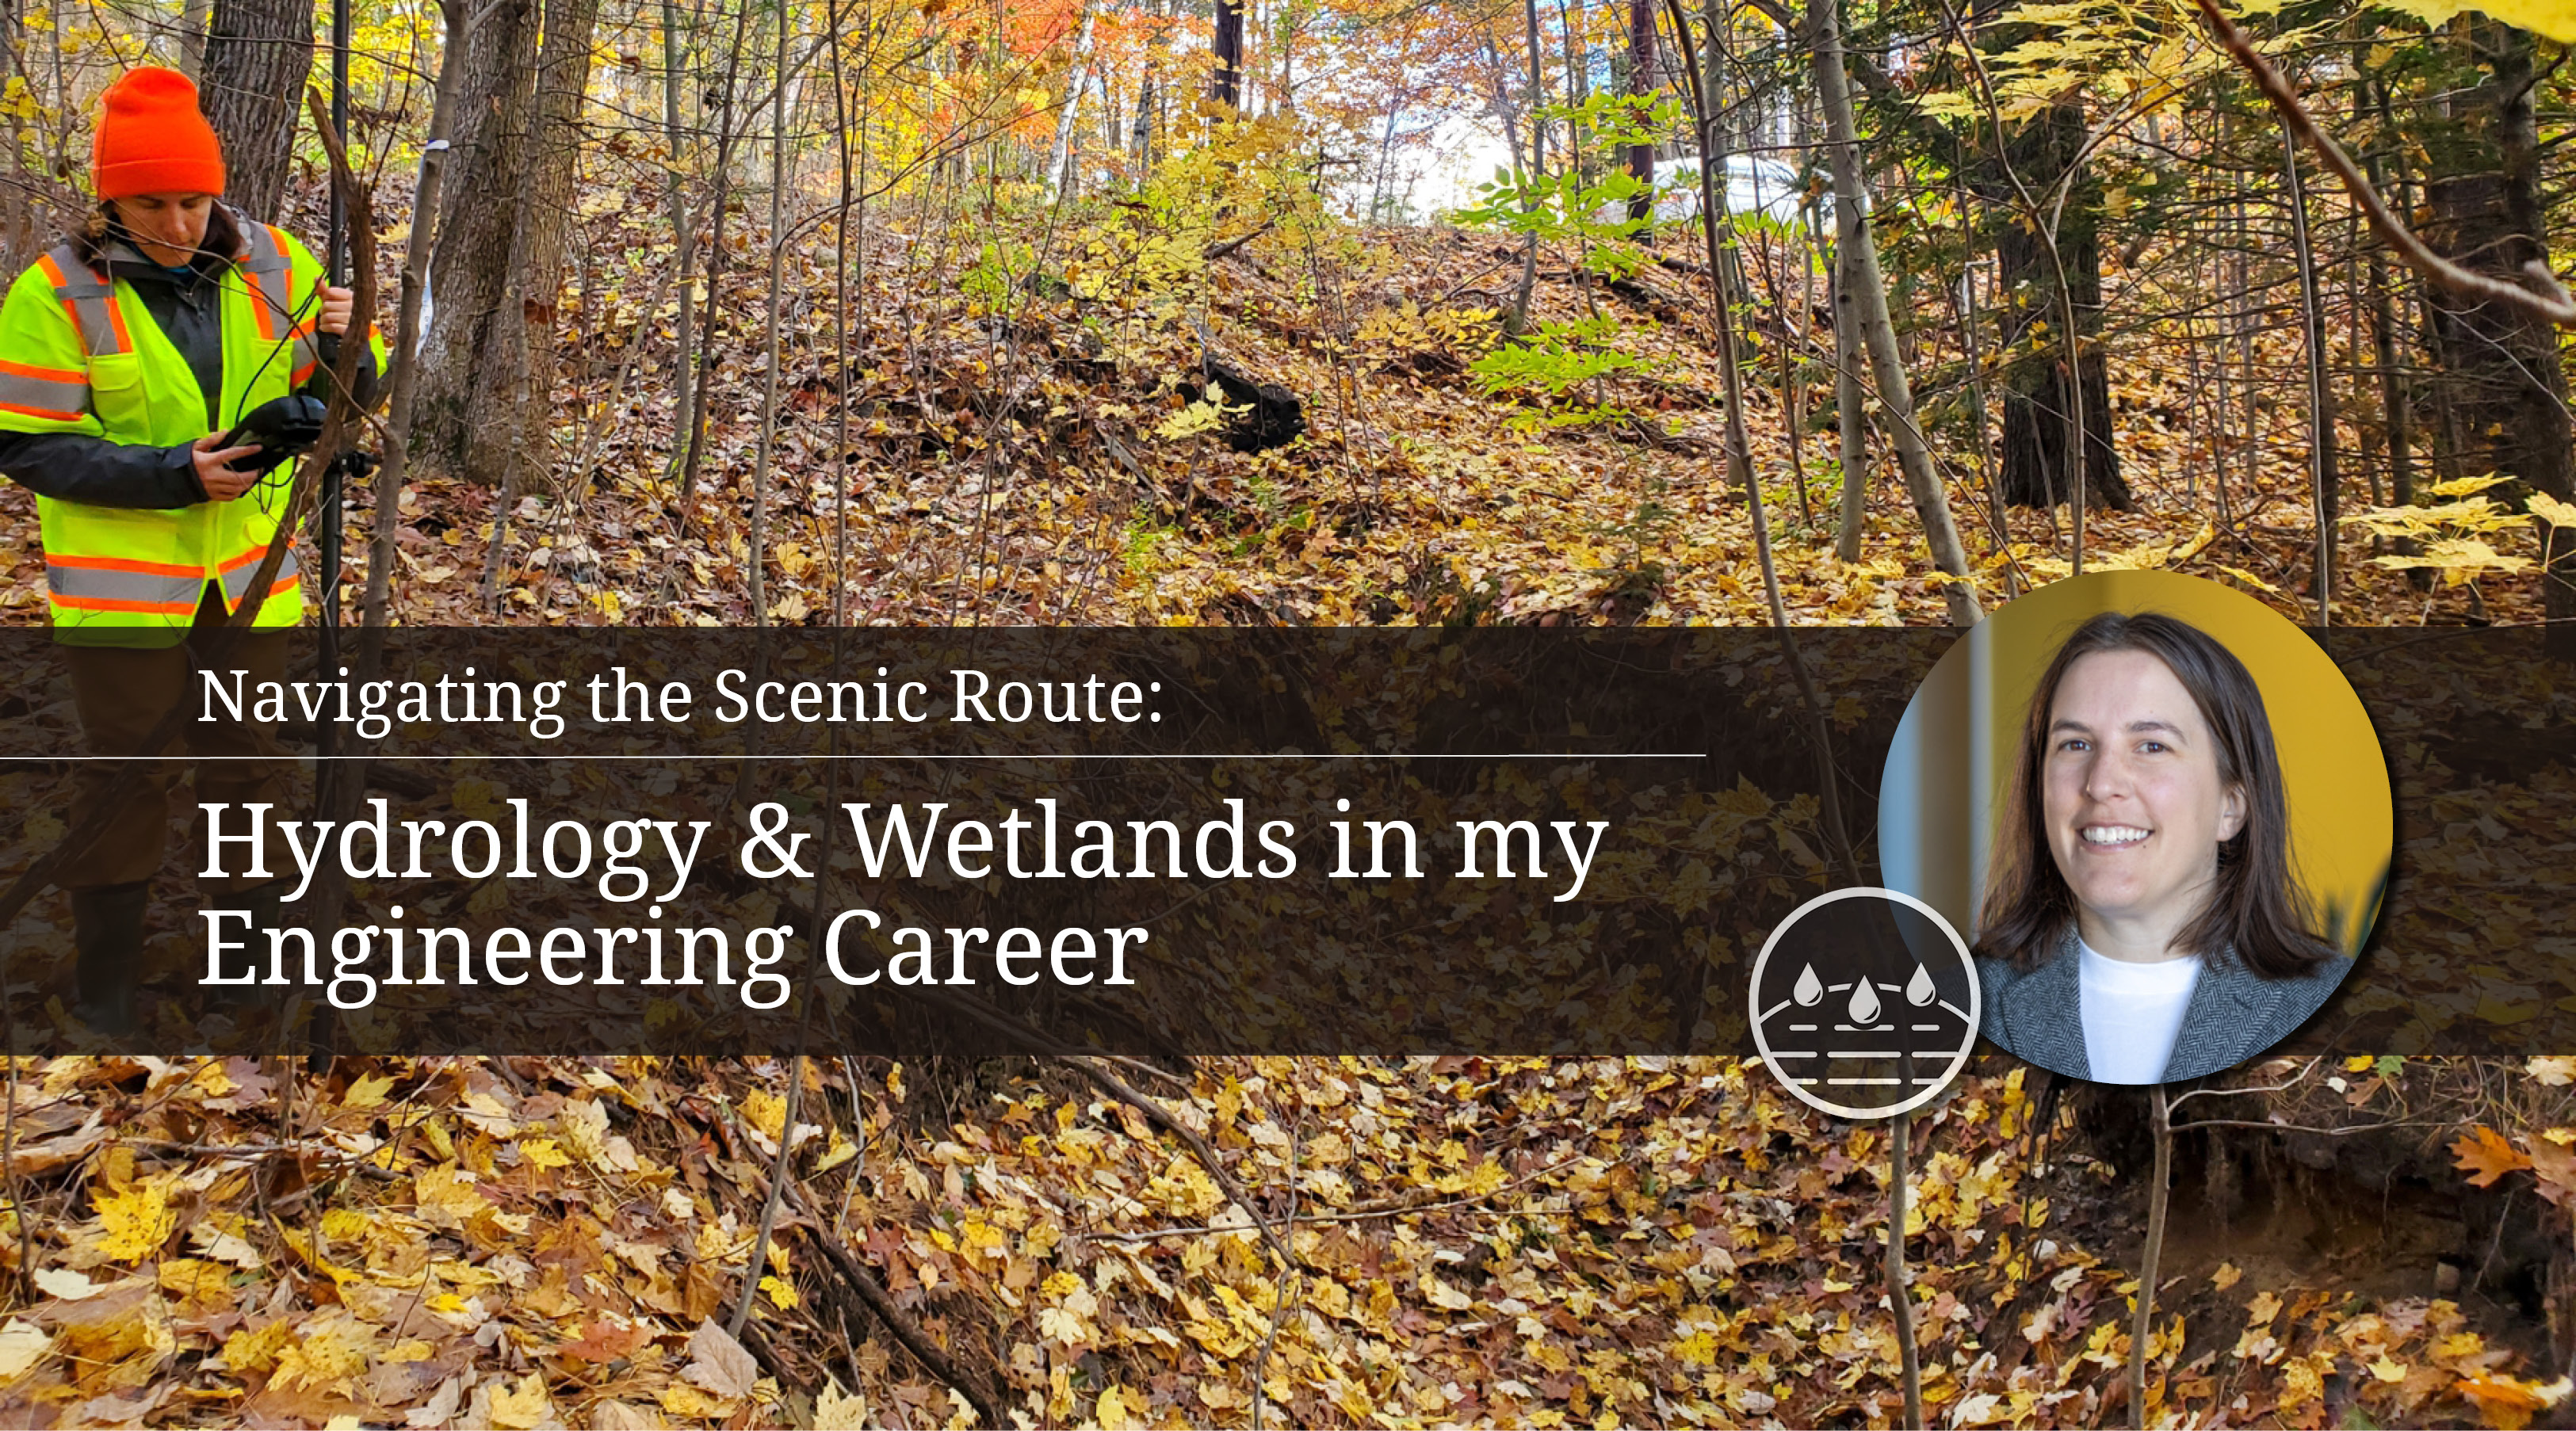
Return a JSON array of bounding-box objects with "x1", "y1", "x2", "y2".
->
[{"x1": 1879, "y1": 571, "x2": 2391, "y2": 1086}]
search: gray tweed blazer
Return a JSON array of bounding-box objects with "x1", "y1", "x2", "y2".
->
[{"x1": 1976, "y1": 929, "x2": 2351, "y2": 1083}]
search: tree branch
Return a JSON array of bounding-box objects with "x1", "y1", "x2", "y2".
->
[
  {"x1": 781, "y1": 1178, "x2": 1006, "y2": 1427},
  {"x1": 2192, "y1": 0, "x2": 2576, "y2": 328}
]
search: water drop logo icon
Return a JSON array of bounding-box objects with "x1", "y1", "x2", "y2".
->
[
  {"x1": 1848, "y1": 979, "x2": 1883, "y2": 1025},
  {"x1": 1748, "y1": 887, "x2": 1978, "y2": 1119}
]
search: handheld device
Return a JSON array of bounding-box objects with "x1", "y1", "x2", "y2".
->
[{"x1": 214, "y1": 395, "x2": 327, "y2": 475}]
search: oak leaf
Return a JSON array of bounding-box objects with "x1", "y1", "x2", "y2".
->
[{"x1": 2452, "y1": 1127, "x2": 2532, "y2": 1189}]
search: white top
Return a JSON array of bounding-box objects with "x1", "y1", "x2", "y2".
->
[{"x1": 2077, "y1": 939, "x2": 2203, "y2": 1084}]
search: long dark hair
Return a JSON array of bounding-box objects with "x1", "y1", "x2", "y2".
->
[{"x1": 1974, "y1": 610, "x2": 2333, "y2": 979}]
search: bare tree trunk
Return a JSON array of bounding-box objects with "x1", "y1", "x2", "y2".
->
[
  {"x1": 1132, "y1": 0, "x2": 1163, "y2": 169},
  {"x1": 2284, "y1": 127, "x2": 2335, "y2": 624},
  {"x1": 1366, "y1": 96, "x2": 1400, "y2": 223},
  {"x1": 174, "y1": 0, "x2": 210, "y2": 75},
  {"x1": 0, "y1": 0, "x2": 32, "y2": 273},
  {"x1": 2364, "y1": 133, "x2": 2413, "y2": 521},
  {"x1": 476, "y1": 0, "x2": 602, "y2": 604},
  {"x1": 2211, "y1": 221, "x2": 2238, "y2": 533},
  {"x1": 1212, "y1": 0, "x2": 1242, "y2": 108},
  {"x1": 1811, "y1": 0, "x2": 1979, "y2": 624},
  {"x1": 748, "y1": 0, "x2": 789, "y2": 624},
  {"x1": 415, "y1": 0, "x2": 538, "y2": 480},
  {"x1": 2235, "y1": 197, "x2": 2261, "y2": 505},
  {"x1": 1890, "y1": 1112, "x2": 1924, "y2": 1430},
  {"x1": 664, "y1": 0, "x2": 698, "y2": 481},
  {"x1": 199, "y1": 0, "x2": 315, "y2": 221},
  {"x1": 1959, "y1": 265, "x2": 2000, "y2": 536},
  {"x1": 1623, "y1": 0, "x2": 1655, "y2": 226},
  {"x1": 831, "y1": 0, "x2": 859, "y2": 627},
  {"x1": 1781, "y1": 239, "x2": 1810, "y2": 525},
  {"x1": 2128, "y1": 1086, "x2": 2172, "y2": 1428},
  {"x1": 1993, "y1": 101, "x2": 2129, "y2": 514},
  {"x1": 1505, "y1": 0, "x2": 1545, "y2": 334},
  {"x1": 1276, "y1": 0, "x2": 1302, "y2": 114},
  {"x1": 679, "y1": 0, "x2": 754, "y2": 498},
  {"x1": 1670, "y1": 1, "x2": 1779, "y2": 621},
  {"x1": 2423, "y1": 19, "x2": 2572, "y2": 645},
  {"x1": 1831, "y1": 202, "x2": 1867, "y2": 562},
  {"x1": 364, "y1": 0, "x2": 469, "y2": 628},
  {"x1": 1557, "y1": 0, "x2": 1586, "y2": 185},
  {"x1": 1046, "y1": 5, "x2": 1095, "y2": 197},
  {"x1": 2366, "y1": 196, "x2": 2411, "y2": 516}
]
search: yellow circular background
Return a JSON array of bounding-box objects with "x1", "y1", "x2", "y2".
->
[{"x1": 1879, "y1": 571, "x2": 2391, "y2": 956}]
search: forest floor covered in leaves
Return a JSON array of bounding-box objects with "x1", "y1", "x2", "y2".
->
[
  {"x1": 0, "y1": 1051, "x2": 2570, "y2": 1429},
  {"x1": 0, "y1": 204, "x2": 2570, "y2": 1429}
]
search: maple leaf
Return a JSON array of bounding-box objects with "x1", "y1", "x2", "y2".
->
[
  {"x1": 342, "y1": 1071, "x2": 399, "y2": 1109},
  {"x1": 92, "y1": 1181, "x2": 177, "y2": 1262},
  {"x1": 220, "y1": 1319, "x2": 292, "y2": 1376},
  {"x1": 487, "y1": 1372, "x2": 554, "y2": 1430},
  {"x1": 559, "y1": 1317, "x2": 654, "y2": 1364},
  {"x1": 269, "y1": 1313, "x2": 378, "y2": 1396},
  {"x1": 519, "y1": 1137, "x2": 573, "y2": 1170},
  {"x1": 814, "y1": 1378, "x2": 870, "y2": 1430},
  {"x1": 2452, "y1": 1127, "x2": 2533, "y2": 1188}
]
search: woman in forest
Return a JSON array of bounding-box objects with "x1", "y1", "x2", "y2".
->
[
  {"x1": 1974, "y1": 611, "x2": 2349, "y2": 1084},
  {"x1": 0, "y1": 67, "x2": 380, "y2": 1033}
]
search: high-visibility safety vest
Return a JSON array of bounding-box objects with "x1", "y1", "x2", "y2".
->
[{"x1": 0, "y1": 215, "x2": 370, "y2": 646}]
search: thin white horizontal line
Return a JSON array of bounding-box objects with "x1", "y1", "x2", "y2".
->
[
  {"x1": 1829, "y1": 1051, "x2": 1901, "y2": 1059},
  {"x1": 1827, "y1": 1078, "x2": 1901, "y2": 1086}
]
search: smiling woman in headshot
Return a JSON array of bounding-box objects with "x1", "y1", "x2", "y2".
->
[{"x1": 1974, "y1": 611, "x2": 2349, "y2": 1085}]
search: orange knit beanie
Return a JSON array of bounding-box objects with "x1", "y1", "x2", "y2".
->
[{"x1": 90, "y1": 67, "x2": 225, "y2": 200}]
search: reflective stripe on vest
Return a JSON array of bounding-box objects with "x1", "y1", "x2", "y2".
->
[
  {"x1": 220, "y1": 542, "x2": 301, "y2": 604},
  {"x1": 0, "y1": 357, "x2": 86, "y2": 422},
  {"x1": 46, "y1": 553, "x2": 202, "y2": 613},
  {"x1": 35, "y1": 249, "x2": 132, "y2": 357},
  {"x1": 44, "y1": 544, "x2": 302, "y2": 616},
  {"x1": 236, "y1": 223, "x2": 320, "y2": 384}
]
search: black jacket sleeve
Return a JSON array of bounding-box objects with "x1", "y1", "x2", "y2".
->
[{"x1": 0, "y1": 431, "x2": 208, "y2": 509}]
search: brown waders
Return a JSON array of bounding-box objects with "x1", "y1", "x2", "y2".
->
[{"x1": 60, "y1": 585, "x2": 296, "y2": 1033}]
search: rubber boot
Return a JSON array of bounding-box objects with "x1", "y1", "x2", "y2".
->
[{"x1": 70, "y1": 881, "x2": 148, "y2": 1036}]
